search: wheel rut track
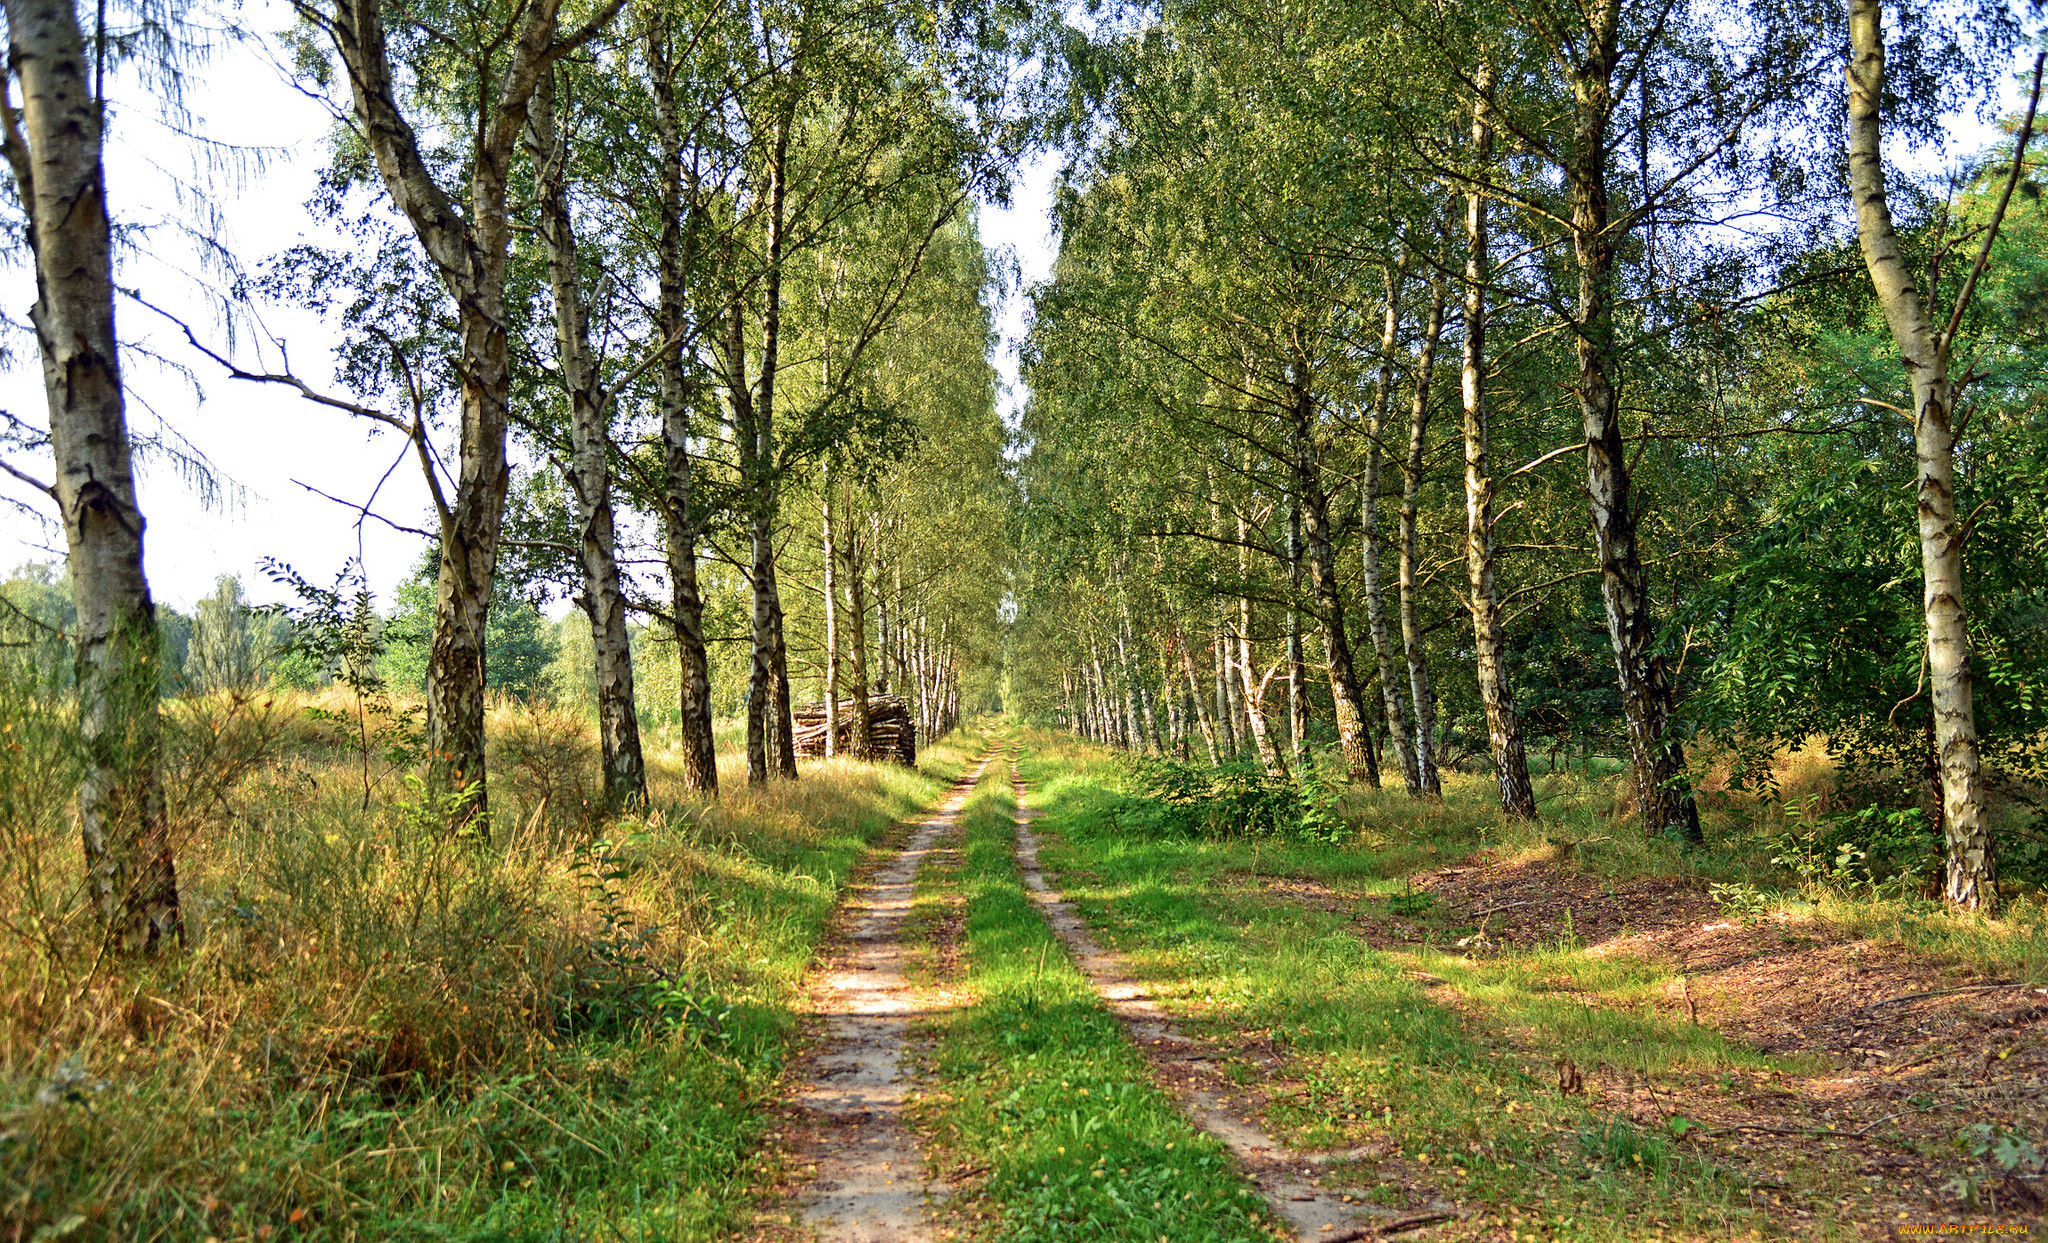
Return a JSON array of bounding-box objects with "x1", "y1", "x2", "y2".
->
[
  {"x1": 789, "y1": 751, "x2": 998, "y2": 1242},
  {"x1": 1008, "y1": 751, "x2": 1450, "y2": 1241}
]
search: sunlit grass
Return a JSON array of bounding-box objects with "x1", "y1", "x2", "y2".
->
[
  {"x1": 0, "y1": 680, "x2": 994, "y2": 1239},
  {"x1": 1011, "y1": 727, "x2": 1768, "y2": 1240},
  {"x1": 910, "y1": 745, "x2": 1279, "y2": 1243}
]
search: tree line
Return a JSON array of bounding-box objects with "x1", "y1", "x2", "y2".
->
[
  {"x1": 1006, "y1": 0, "x2": 2047, "y2": 914},
  {"x1": 1, "y1": 0, "x2": 1034, "y2": 951}
]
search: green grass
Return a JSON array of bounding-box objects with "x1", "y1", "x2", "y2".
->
[
  {"x1": 1011, "y1": 730, "x2": 1775, "y2": 1241},
  {"x1": 910, "y1": 749, "x2": 1279, "y2": 1243}
]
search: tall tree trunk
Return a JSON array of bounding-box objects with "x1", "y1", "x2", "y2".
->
[
  {"x1": 1400, "y1": 283, "x2": 1446, "y2": 797},
  {"x1": 770, "y1": 590, "x2": 797, "y2": 777},
  {"x1": 4, "y1": 0, "x2": 177, "y2": 947},
  {"x1": 1567, "y1": 1, "x2": 1702, "y2": 842},
  {"x1": 841, "y1": 516, "x2": 874, "y2": 758},
  {"x1": 529, "y1": 69, "x2": 645, "y2": 809},
  {"x1": 1364, "y1": 269, "x2": 1419, "y2": 793},
  {"x1": 730, "y1": 297, "x2": 770, "y2": 783},
  {"x1": 744, "y1": 114, "x2": 797, "y2": 784},
  {"x1": 330, "y1": 0, "x2": 584, "y2": 831},
  {"x1": 1846, "y1": 0, "x2": 2038, "y2": 909},
  {"x1": 1207, "y1": 473, "x2": 1241, "y2": 757},
  {"x1": 874, "y1": 544, "x2": 891, "y2": 693},
  {"x1": 1213, "y1": 619, "x2": 1237, "y2": 756},
  {"x1": 1117, "y1": 594, "x2": 1145, "y2": 753},
  {"x1": 648, "y1": 27, "x2": 716, "y2": 794},
  {"x1": 1176, "y1": 625, "x2": 1221, "y2": 763},
  {"x1": 1089, "y1": 636, "x2": 1117, "y2": 747},
  {"x1": 916, "y1": 610, "x2": 933, "y2": 741},
  {"x1": 1286, "y1": 497, "x2": 1308, "y2": 768},
  {"x1": 1288, "y1": 366, "x2": 1381, "y2": 787},
  {"x1": 1237, "y1": 604, "x2": 1285, "y2": 777},
  {"x1": 1459, "y1": 67, "x2": 1538, "y2": 821},
  {"x1": 822, "y1": 474, "x2": 839, "y2": 758},
  {"x1": 1237, "y1": 503, "x2": 1287, "y2": 778}
]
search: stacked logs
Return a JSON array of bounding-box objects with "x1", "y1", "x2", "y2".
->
[{"x1": 791, "y1": 694, "x2": 917, "y2": 766}]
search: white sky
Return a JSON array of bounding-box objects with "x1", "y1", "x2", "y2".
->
[{"x1": 0, "y1": 16, "x2": 2029, "y2": 613}]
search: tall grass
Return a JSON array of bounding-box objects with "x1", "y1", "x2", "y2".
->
[{"x1": 0, "y1": 675, "x2": 986, "y2": 1239}]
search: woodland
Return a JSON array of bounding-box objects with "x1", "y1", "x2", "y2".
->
[{"x1": 0, "y1": 0, "x2": 2046, "y2": 1235}]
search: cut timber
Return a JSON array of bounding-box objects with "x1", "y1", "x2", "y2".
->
[{"x1": 792, "y1": 694, "x2": 917, "y2": 766}]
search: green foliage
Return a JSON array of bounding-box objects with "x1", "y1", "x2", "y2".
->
[
  {"x1": 264, "y1": 558, "x2": 427, "y2": 787},
  {"x1": 1946, "y1": 1123, "x2": 2046, "y2": 1206},
  {"x1": 1765, "y1": 795, "x2": 1937, "y2": 899},
  {"x1": 1697, "y1": 454, "x2": 2048, "y2": 793},
  {"x1": 378, "y1": 550, "x2": 560, "y2": 701},
  {"x1": 1118, "y1": 756, "x2": 1349, "y2": 842},
  {"x1": 1706, "y1": 881, "x2": 1776, "y2": 923},
  {"x1": 0, "y1": 564, "x2": 74, "y2": 690},
  {"x1": 186, "y1": 574, "x2": 282, "y2": 694}
]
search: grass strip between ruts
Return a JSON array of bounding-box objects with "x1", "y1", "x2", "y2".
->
[{"x1": 909, "y1": 749, "x2": 1282, "y2": 1243}]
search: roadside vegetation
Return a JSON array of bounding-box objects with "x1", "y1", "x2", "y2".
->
[
  {"x1": 0, "y1": 682, "x2": 982, "y2": 1239},
  {"x1": 1006, "y1": 727, "x2": 2048, "y2": 1238}
]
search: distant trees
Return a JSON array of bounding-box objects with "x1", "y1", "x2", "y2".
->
[{"x1": 379, "y1": 555, "x2": 559, "y2": 702}]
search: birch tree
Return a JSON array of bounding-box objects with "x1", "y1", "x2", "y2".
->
[
  {"x1": 295, "y1": 0, "x2": 622, "y2": 826},
  {"x1": 1845, "y1": 0, "x2": 2043, "y2": 911},
  {"x1": 0, "y1": 0, "x2": 179, "y2": 947}
]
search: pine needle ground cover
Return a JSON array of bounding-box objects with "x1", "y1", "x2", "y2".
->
[{"x1": 0, "y1": 688, "x2": 986, "y2": 1240}]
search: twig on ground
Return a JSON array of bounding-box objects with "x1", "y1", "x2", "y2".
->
[
  {"x1": 1462, "y1": 900, "x2": 1538, "y2": 919},
  {"x1": 1865, "y1": 982, "x2": 2036, "y2": 1009},
  {"x1": 1697, "y1": 1101, "x2": 1947, "y2": 1144},
  {"x1": 1328, "y1": 1210, "x2": 1461, "y2": 1241}
]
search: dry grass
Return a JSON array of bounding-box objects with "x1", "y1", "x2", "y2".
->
[{"x1": 0, "y1": 682, "x2": 988, "y2": 1239}]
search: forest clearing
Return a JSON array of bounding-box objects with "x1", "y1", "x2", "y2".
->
[{"x1": 1, "y1": 0, "x2": 2047, "y2": 1235}]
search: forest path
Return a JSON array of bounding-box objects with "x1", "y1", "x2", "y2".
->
[
  {"x1": 786, "y1": 752, "x2": 998, "y2": 1242},
  {"x1": 1008, "y1": 754, "x2": 1451, "y2": 1241}
]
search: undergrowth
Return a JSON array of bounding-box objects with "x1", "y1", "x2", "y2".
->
[{"x1": 0, "y1": 673, "x2": 987, "y2": 1239}]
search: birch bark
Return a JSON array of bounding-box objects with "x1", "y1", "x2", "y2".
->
[
  {"x1": 1845, "y1": 0, "x2": 2041, "y2": 909},
  {"x1": 1237, "y1": 499, "x2": 1287, "y2": 777},
  {"x1": 1176, "y1": 625, "x2": 1221, "y2": 763},
  {"x1": 1363, "y1": 270, "x2": 1419, "y2": 793},
  {"x1": 1567, "y1": 0, "x2": 1701, "y2": 841},
  {"x1": 529, "y1": 69, "x2": 645, "y2": 809},
  {"x1": 648, "y1": 27, "x2": 717, "y2": 794},
  {"x1": 1287, "y1": 369, "x2": 1380, "y2": 785},
  {"x1": 823, "y1": 479, "x2": 839, "y2": 757},
  {"x1": 1400, "y1": 283, "x2": 1446, "y2": 797},
  {"x1": 841, "y1": 517, "x2": 875, "y2": 758},
  {"x1": 328, "y1": 0, "x2": 600, "y2": 828},
  {"x1": 1459, "y1": 67, "x2": 1538, "y2": 821},
  {"x1": 3, "y1": 0, "x2": 178, "y2": 946}
]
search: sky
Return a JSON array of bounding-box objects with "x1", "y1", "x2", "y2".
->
[{"x1": 0, "y1": 13, "x2": 2030, "y2": 615}]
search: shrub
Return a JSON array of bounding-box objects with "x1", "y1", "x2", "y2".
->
[{"x1": 1119, "y1": 756, "x2": 1348, "y2": 842}]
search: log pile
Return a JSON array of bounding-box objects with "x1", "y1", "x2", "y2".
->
[{"x1": 791, "y1": 694, "x2": 916, "y2": 766}]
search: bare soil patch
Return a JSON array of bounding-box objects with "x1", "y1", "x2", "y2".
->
[
  {"x1": 1361, "y1": 853, "x2": 2048, "y2": 1236},
  {"x1": 753, "y1": 756, "x2": 996, "y2": 1242}
]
